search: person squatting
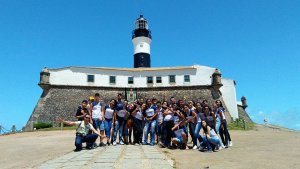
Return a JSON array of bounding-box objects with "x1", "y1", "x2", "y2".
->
[{"x1": 58, "y1": 93, "x2": 233, "y2": 152}]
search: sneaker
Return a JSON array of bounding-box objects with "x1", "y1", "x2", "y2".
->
[
  {"x1": 99, "y1": 142, "x2": 105, "y2": 147},
  {"x1": 107, "y1": 142, "x2": 110, "y2": 146},
  {"x1": 180, "y1": 144, "x2": 186, "y2": 150},
  {"x1": 113, "y1": 141, "x2": 117, "y2": 146},
  {"x1": 120, "y1": 141, "x2": 124, "y2": 145},
  {"x1": 193, "y1": 145, "x2": 198, "y2": 150},
  {"x1": 198, "y1": 146, "x2": 205, "y2": 152},
  {"x1": 159, "y1": 143, "x2": 166, "y2": 148},
  {"x1": 167, "y1": 145, "x2": 176, "y2": 149},
  {"x1": 206, "y1": 150, "x2": 213, "y2": 153},
  {"x1": 74, "y1": 148, "x2": 82, "y2": 152},
  {"x1": 229, "y1": 141, "x2": 233, "y2": 147},
  {"x1": 86, "y1": 146, "x2": 95, "y2": 150},
  {"x1": 149, "y1": 142, "x2": 154, "y2": 146},
  {"x1": 142, "y1": 142, "x2": 148, "y2": 145},
  {"x1": 213, "y1": 146, "x2": 220, "y2": 152}
]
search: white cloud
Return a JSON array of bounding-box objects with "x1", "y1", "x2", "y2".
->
[
  {"x1": 258, "y1": 111, "x2": 264, "y2": 115},
  {"x1": 249, "y1": 108, "x2": 300, "y2": 131}
]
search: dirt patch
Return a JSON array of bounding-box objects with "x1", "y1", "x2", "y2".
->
[{"x1": 0, "y1": 130, "x2": 75, "y2": 169}]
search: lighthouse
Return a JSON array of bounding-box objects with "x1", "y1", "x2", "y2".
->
[{"x1": 132, "y1": 15, "x2": 152, "y2": 68}]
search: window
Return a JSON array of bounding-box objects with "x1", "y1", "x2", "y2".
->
[
  {"x1": 109, "y1": 76, "x2": 116, "y2": 84},
  {"x1": 87, "y1": 75, "x2": 94, "y2": 82},
  {"x1": 156, "y1": 76, "x2": 162, "y2": 83},
  {"x1": 128, "y1": 77, "x2": 134, "y2": 84},
  {"x1": 147, "y1": 76, "x2": 153, "y2": 84},
  {"x1": 184, "y1": 75, "x2": 190, "y2": 82},
  {"x1": 169, "y1": 75, "x2": 176, "y2": 83}
]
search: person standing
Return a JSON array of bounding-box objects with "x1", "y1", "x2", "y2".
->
[
  {"x1": 156, "y1": 101, "x2": 164, "y2": 146},
  {"x1": 215, "y1": 100, "x2": 232, "y2": 147},
  {"x1": 194, "y1": 102, "x2": 204, "y2": 149},
  {"x1": 75, "y1": 100, "x2": 90, "y2": 121},
  {"x1": 161, "y1": 102, "x2": 175, "y2": 148},
  {"x1": 90, "y1": 93, "x2": 105, "y2": 147},
  {"x1": 131, "y1": 103, "x2": 145, "y2": 145},
  {"x1": 183, "y1": 104, "x2": 198, "y2": 149},
  {"x1": 143, "y1": 99, "x2": 158, "y2": 146},
  {"x1": 113, "y1": 93, "x2": 127, "y2": 145},
  {"x1": 104, "y1": 99, "x2": 117, "y2": 146},
  {"x1": 126, "y1": 102, "x2": 135, "y2": 144}
]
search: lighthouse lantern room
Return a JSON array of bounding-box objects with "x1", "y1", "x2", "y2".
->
[{"x1": 132, "y1": 15, "x2": 152, "y2": 68}]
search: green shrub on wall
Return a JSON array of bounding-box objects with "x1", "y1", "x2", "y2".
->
[{"x1": 34, "y1": 122, "x2": 53, "y2": 129}]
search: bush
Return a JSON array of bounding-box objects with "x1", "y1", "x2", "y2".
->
[{"x1": 34, "y1": 122, "x2": 53, "y2": 129}]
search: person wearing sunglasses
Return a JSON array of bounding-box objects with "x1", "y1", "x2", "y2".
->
[{"x1": 57, "y1": 114, "x2": 102, "y2": 152}]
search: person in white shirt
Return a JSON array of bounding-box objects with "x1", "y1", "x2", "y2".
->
[
  {"x1": 89, "y1": 93, "x2": 105, "y2": 147},
  {"x1": 104, "y1": 99, "x2": 117, "y2": 146},
  {"x1": 131, "y1": 102, "x2": 146, "y2": 145}
]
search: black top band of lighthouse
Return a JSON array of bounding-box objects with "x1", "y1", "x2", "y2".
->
[{"x1": 132, "y1": 15, "x2": 152, "y2": 68}]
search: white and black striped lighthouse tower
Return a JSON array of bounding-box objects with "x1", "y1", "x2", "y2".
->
[{"x1": 132, "y1": 15, "x2": 152, "y2": 68}]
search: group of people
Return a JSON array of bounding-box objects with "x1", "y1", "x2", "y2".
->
[{"x1": 59, "y1": 93, "x2": 233, "y2": 152}]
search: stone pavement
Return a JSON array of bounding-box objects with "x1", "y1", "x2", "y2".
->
[{"x1": 36, "y1": 145, "x2": 174, "y2": 169}]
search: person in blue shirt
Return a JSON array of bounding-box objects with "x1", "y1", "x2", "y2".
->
[
  {"x1": 171, "y1": 119, "x2": 188, "y2": 149},
  {"x1": 216, "y1": 100, "x2": 232, "y2": 147},
  {"x1": 113, "y1": 93, "x2": 127, "y2": 145}
]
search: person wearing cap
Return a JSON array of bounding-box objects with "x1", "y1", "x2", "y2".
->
[
  {"x1": 86, "y1": 96, "x2": 95, "y2": 110},
  {"x1": 57, "y1": 114, "x2": 101, "y2": 152},
  {"x1": 75, "y1": 100, "x2": 90, "y2": 121}
]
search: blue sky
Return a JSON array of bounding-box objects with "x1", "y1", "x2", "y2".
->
[{"x1": 0, "y1": 0, "x2": 299, "y2": 131}]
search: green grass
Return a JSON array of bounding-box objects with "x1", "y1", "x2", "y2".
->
[
  {"x1": 33, "y1": 122, "x2": 53, "y2": 129},
  {"x1": 228, "y1": 118, "x2": 254, "y2": 130}
]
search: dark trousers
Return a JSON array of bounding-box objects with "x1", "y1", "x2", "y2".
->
[
  {"x1": 133, "y1": 117, "x2": 143, "y2": 144},
  {"x1": 75, "y1": 133, "x2": 98, "y2": 150},
  {"x1": 188, "y1": 122, "x2": 197, "y2": 146},
  {"x1": 219, "y1": 119, "x2": 230, "y2": 146},
  {"x1": 162, "y1": 120, "x2": 174, "y2": 147},
  {"x1": 157, "y1": 122, "x2": 163, "y2": 139}
]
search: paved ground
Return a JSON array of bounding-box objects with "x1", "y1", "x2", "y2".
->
[
  {"x1": 1, "y1": 125, "x2": 300, "y2": 169},
  {"x1": 37, "y1": 145, "x2": 174, "y2": 169},
  {"x1": 164, "y1": 125, "x2": 300, "y2": 169}
]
